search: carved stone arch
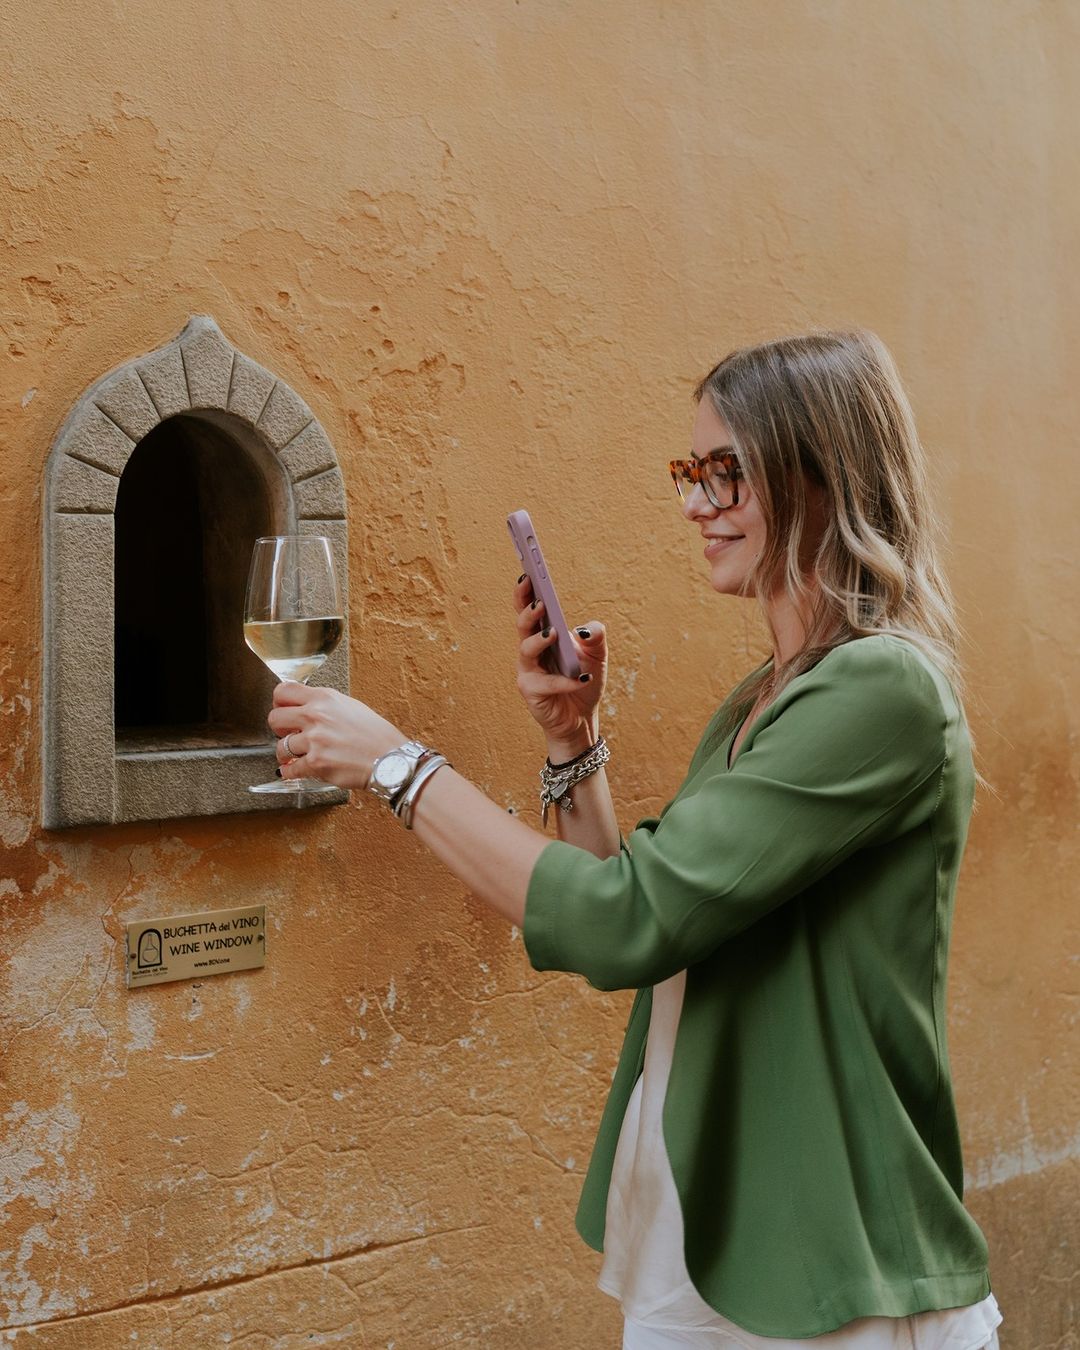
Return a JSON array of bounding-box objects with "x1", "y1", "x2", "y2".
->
[{"x1": 43, "y1": 315, "x2": 350, "y2": 827}]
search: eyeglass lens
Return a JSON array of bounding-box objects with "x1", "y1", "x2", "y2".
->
[{"x1": 671, "y1": 455, "x2": 740, "y2": 509}]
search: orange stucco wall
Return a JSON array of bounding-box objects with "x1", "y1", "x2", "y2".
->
[{"x1": 2, "y1": 3, "x2": 1077, "y2": 1345}]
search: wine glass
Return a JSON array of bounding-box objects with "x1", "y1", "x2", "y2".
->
[{"x1": 243, "y1": 535, "x2": 345, "y2": 795}]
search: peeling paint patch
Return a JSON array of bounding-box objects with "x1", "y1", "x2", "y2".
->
[
  {"x1": 0, "y1": 1223, "x2": 75, "y2": 1323},
  {"x1": 0, "y1": 1101, "x2": 82, "y2": 1322},
  {"x1": 966, "y1": 1125, "x2": 1080, "y2": 1190},
  {"x1": 0, "y1": 813, "x2": 31, "y2": 847},
  {"x1": 0, "y1": 1100, "x2": 81, "y2": 1223},
  {"x1": 125, "y1": 997, "x2": 156, "y2": 1052}
]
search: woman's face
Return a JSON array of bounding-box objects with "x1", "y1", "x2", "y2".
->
[{"x1": 682, "y1": 398, "x2": 767, "y2": 597}]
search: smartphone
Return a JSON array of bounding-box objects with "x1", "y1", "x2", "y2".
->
[{"x1": 506, "y1": 509, "x2": 582, "y2": 680}]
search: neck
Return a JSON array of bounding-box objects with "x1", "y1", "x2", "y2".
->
[{"x1": 762, "y1": 582, "x2": 822, "y2": 667}]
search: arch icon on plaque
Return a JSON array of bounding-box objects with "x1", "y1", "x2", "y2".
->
[{"x1": 137, "y1": 929, "x2": 162, "y2": 969}]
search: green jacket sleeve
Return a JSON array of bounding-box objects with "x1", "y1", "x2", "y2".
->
[{"x1": 522, "y1": 637, "x2": 949, "y2": 992}]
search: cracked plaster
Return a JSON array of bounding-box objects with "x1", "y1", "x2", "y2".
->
[{"x1": 1, "y1": 2, "x2": 1078, "y2": 1345}]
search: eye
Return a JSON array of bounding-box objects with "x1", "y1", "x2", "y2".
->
[
  {"x1": 716, "y1": 454, "x2": 743, "y2": 481},
  {"x1": 706, "y1": 455, "x2": 734, "y2": 481}
]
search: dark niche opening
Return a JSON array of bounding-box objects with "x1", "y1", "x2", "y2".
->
[{"x1": 114, "y1": 414, "x2": 274, "y2": 752}]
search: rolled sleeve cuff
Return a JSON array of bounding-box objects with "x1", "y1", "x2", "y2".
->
[{"x1": 522, "y1": 839, "x2": 591, "y2": 974}]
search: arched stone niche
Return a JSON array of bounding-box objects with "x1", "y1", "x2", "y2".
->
[{"x1": 43, "y1": 315, "x2": 350, "y2": 828}]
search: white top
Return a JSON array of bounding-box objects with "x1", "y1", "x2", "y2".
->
[{"x1": 598, "y1": 970, "x2": 1002, "y2": 1347}]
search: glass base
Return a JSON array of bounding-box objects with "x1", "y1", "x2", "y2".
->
[{"x1": 249, "y1": 778, "x2": 339, "y2": 795}]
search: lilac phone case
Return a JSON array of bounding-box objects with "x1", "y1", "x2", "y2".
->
[{"x1": 507, "y1": 509, "x2": 582, "y2": 680}]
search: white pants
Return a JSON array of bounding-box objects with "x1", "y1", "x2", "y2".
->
[{"x1": 621, "y1": 1321, "x2": 1001, "y2": 1350}]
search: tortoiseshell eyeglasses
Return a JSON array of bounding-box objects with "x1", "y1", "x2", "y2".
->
[{"x1": 669, "y1": 451, "x2": 744, "y2": 510}]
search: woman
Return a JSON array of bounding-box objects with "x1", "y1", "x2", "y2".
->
[{"x1": 270, "y1": 330, "x2": 1002, "y2": 1348}]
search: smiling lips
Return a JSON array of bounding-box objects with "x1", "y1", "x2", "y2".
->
[{"x1": 703, "y1": 535, "x2": 744, "y2": 558}]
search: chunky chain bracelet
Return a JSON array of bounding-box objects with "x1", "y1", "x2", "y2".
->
[{"x1": 539, "y1": 736, "x2": 610, "y2": 826}]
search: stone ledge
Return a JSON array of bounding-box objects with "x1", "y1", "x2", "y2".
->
[{"x1": 115, "y1": 747, "x2": 348, "y2": 823}]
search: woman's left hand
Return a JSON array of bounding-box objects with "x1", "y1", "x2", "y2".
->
[{"x1": 269, "y1": 683, "x2": 407, "y2": 789}]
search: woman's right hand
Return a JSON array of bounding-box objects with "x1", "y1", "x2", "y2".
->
[{"x1": 513, "y1": 574, "x2": 607, "y2": 757}]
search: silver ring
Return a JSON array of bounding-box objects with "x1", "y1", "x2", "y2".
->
[{"x1": 283, "y1": 733, "x2": 299, "y2": 758}]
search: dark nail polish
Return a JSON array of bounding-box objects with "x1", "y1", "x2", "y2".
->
[
  {"x1": 530, "y1": 599, "x2": 540, "y2": 610},
  {"x1": 517, "y1": 573, "x2": 526, "y2": 584},
  {"x1": 578, "y1": 673, "x2": 591, "y2": 683},
  {"x1": 542, "y1": 626, "x2": 551, "y2": 639},
  {"x1": 274, "y1": 767, "x2": 283, "y2": 778},
  {"x1": 576, "y1": 627, "x2": 591, "y2": 639}
]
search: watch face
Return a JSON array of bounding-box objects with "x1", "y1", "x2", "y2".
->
[{"x1": 375, "y1": 754, "x2": 412, "y2": 794}]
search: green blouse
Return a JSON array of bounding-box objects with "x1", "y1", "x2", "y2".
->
[{"x1": 523, "y1": 635, "x2": 992, "y2": 1338}]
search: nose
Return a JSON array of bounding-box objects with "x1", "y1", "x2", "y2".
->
[{"x1": 681, "y1": 481, "x2": 717, "y2": 523}]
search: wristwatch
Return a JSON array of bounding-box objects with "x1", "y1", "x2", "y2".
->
[
  {"x1": 367, "y1": 741, "x2": 435, "y2": 808},
  {"x1": 395, "y1": 754, "x2": 450, "y2": 830}
]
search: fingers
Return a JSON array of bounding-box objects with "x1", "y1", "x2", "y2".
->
[
  {"x1": 517, "y1": 668, "x2": 593, "y2": 700},
  {"x1": 266, "y1": 720, "x2": 307, "y2": 773},
  {"x1": 521, "y1": 624, "x2": 558, "y2": 664},
  {"x1": 275, "y1": 731, "x2": 308, "y2": 764},
  {"x1": 519, "y1": 613, "x2": 607, "y2": 674},
  {"x1": 515, "y1": 595, "x2": 545, "y2": 638},
  {"x1": 268, "y1": 704, "x2": 304, "y2": 736},
  {"x1": 269, "y1": 683, "x2": 337, "y2": 735},
  {"x1": 273, "y1": 680, "x2": 316, "y2": 707},
  {"x1": 513, "y1": 572, "x2": 534, "y2": 611}
]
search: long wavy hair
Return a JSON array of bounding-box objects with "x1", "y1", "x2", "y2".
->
[{"x1": 696, "y1": 329, "x2": 972, "y2": 754}]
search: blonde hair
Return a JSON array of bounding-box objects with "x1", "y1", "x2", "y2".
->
[{"x1": 696, "y1": 329, "x2": 975, "y2": 762}]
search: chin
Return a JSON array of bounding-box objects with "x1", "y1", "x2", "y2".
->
[{"x1": 708, "y1": 567, "x2": 755, "y2": 598}]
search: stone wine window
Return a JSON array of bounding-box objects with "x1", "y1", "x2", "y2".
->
[{"x1": 43, "y1": 315, "x2": 350, "y2": 828}]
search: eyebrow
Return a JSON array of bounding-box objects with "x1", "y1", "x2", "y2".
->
[{"x1": 691, "y1": 446, "x2": 736, "y2": 462}]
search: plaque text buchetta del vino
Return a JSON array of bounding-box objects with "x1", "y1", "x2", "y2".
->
[{"x1": 125, "y1": 905, "x2": 266, "y2": 988}]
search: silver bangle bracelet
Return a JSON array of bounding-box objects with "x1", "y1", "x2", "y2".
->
[{"x1": 394, "y1": 754, "x2": 451, "y2": 830}]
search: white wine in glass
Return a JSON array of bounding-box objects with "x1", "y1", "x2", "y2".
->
[{"x1": 243, "y1": 535, "x2": 344, "y2": 795}]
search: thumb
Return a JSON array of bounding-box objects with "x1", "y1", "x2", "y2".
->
[{"x1": 573, "y1": 620, "x2": 607, "y2": 655}]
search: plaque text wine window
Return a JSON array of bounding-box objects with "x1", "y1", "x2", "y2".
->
[{"x1": 43, "y1": 316, "x2": 350, "y2": 827}]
